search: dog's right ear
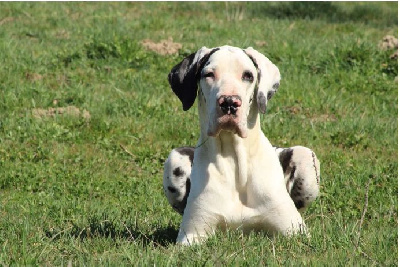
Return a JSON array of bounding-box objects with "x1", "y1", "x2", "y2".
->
[{"x1": 168, "y1": 47, "x2": 215, "y2": 111}]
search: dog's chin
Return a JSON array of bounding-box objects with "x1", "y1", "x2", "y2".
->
[{"x1": 207, "y1": 115, "x2": 248, "y2": 138}]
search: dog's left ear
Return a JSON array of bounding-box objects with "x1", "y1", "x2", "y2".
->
[
  {"x1": 168, "y1": 47, "x2": 218, "y2": 111},
  {"x1": 244, "y1": 47, "x2": 281, "y2": 114}
]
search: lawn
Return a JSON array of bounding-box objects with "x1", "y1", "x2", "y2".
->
[{"x1": 0, "y1": 2, "x2": 398, "y2": 265}]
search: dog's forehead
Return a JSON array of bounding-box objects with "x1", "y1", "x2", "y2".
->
[{"x1": 206, "y1": 46, "x2": 255, "y2": 70}]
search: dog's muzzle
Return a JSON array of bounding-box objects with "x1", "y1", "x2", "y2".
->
[{"x1": 218, "y1": 95, "x2": 242, "y2": 116}]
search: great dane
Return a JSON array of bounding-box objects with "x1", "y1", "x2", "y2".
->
[{"x1": 165, "y1": 46, "x2": 320, "y2": 245}]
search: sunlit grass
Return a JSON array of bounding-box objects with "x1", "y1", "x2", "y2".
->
[{"x1": 0, "y1": 2, "x2": 397, "y2": 265}]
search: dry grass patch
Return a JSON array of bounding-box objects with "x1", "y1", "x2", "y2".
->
[
  {"x1": 32, "y1": 106, "x2": 91, "y2": 121},
  {"x1": 141, "y1": 37, "x2": 182, "y2": 55}
]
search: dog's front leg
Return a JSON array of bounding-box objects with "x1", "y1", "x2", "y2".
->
[
  {"x1": 176, "y1": 161, "x2": 224, "y2": 245},
  {"x1": 176, "y1": 205, "x2": 218, "y2": 245}
]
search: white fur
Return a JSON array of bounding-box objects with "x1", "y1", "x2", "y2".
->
[{"x1": 163, "y1": 146, "x2": 320, "y2": 216}]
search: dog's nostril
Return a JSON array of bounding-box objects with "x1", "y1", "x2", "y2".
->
[{"x1": 218, "y1": 96, "x2": 242, "y2": 115}]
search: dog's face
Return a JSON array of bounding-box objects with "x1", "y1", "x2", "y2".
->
[
  {"x1": 198, "y1": 47, "x2": 258, "y2": 138},
  {"x1": 168, "y1": 46, "x2": 281, "y2": 138}
]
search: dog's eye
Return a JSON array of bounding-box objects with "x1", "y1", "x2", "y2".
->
[
  {"x1": 202, "y1": 71, "x2": 215, "y2": 79},
  {"x1": 242, "y1": 71, "x2": 254, "y2": 82}
]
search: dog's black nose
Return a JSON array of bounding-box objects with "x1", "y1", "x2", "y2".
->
[{"x1": 218, "y1": 95, "x2": 242, "y2": 115}]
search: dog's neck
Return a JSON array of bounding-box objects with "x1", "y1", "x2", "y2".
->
[{"x1": 199, "y1": 114, "x2": 263, "y2": 190}]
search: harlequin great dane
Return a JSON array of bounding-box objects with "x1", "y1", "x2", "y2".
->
[{"x1": 165, "y1": 46, "x2": 320, "y2": 245}]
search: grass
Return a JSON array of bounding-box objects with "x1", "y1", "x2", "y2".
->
[{"x1": 0, "y1": 2, "x2": 398, "y2": 265}]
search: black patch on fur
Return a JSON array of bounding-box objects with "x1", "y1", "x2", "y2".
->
[
  {"x1": 257, "y1": 69, "x2": 262, "y2": 86},
  {"x1": 176, "y1": 147, "x2": 195, "y2": 164},
  {"x1": 167, "y1": 186, "x2": 177, "y2": 193},
  {"x1": 294, "y1": 200, "x2": 304, "y2": 209},
  {"x1": 279, "y1": 148, "x2": 293, "y2": 174},
  {"x1": 173, "y1": 204, "x2": 184, "y2": 215},
  {"x1": 290, "y1": 179, "x2": 305, "y2": 209},
  {"x1": 180, "y1": 178, "x2": 191, "y2": 215},
  {"x1": 267, "y1": 83, "x2": 279, "y2": 100},
  {"x1": 311, "y1": 151, "x2": 320, "y2": 184},
  {"x1": 290, "y1": 180, "x2": 311, "y2": 209},
  {"x1": 173, "y1": 167, "x2": 184, "y2": 177},
  {"x1": 297, "y1": 185, "x2": 302, "y2": 190},
  {"x1": 245, "y1": 52, "x2": 259, "y2": 69},
  {"x1": 257, "y1": 91, "x2": 267, "y2": 114},
  {"x1": 267, "y1": 90, "x2": 274, "y2": 101},
  {"x1": 292, "y1": 191, "x2": 301, "y2": 197},
  {"x1": 289, "y1": 166, "x2": 296, "y2": 181}
]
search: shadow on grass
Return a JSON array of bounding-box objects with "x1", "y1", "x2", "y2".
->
[
  {"x1": 45, "y1": 214, "x2": 179, "y2": 247},
  {"x1": 248, "y1": 2, "x2": 397, "y2": 27}
]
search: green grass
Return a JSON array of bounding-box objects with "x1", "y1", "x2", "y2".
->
[{"x1": 0, "y1": 2, "x2": 397, "y2": 265}]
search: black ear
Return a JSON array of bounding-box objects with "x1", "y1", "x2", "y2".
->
[
  {"x1": 168, "y1": 52, "x2": 199, "y2": 111},
  {"x1": 168, "y1": 47, "x2": 219, "y2": 111}
]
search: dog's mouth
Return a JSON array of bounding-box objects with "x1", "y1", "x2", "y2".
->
[{"x1": 207, "y1": 113, "x2": 247, "y2": 138}]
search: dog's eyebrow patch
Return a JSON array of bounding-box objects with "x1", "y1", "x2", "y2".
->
[{"x1": 173, "y1": 167, "x2": 184, "y2": 177}]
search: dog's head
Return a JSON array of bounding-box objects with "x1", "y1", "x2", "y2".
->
[{"x1": 168, "y1": 46, "x2": 280, "y2": 138}]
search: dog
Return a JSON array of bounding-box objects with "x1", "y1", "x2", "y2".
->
[{"x1": 166, "y1": 46, "x2": 320, "y2": 245}]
